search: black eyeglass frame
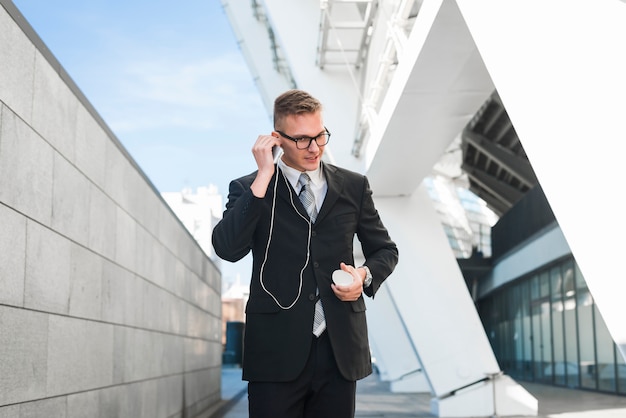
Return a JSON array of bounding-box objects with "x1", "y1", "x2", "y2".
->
[{"x1": 275, "y1": 127, "x2": 331, "y2": 149}]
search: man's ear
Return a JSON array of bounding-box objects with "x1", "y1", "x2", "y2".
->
[{"x1": 271, "y1": 131, "x2": 283, "y2": 146}]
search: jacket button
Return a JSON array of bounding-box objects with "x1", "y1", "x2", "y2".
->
[
  {"x1": 308, "y1": 294, "x2": 316, "y2": 301},
  {"x1": 313, "y1": 262, "x2": 319, "y2": 268},
  {"x1": 312, "y1": 231, "x2": 317, "y2": 236}
]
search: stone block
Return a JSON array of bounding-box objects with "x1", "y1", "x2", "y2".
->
[
  {"x1": 0, "y1": 204, "x2": 26, "y2": 307},
  {"x1": 168, "y1": 296, "x2": 184, "y2": 336},
  {"x1": 69, "y1": 243, "x2": 103, "y2": 320},
  {"x1": 145, "y1": 332, "x2": 166, "y2": 379},
  {"x1": 188, "y1": 242, "x2": 205, "y2": 280},
  {"x1": 0, "y1": 107, "x2": 54, "y2": 225},
  {"x1": 185, "y1": 304, "x2": 201, "y2": 339},
  {"x1": 140, "y1": 189, "x2": 161, "y2": 241},
  {"x1": 209, "y1": 288, "x2": 222, "y2": 318},
  {"x1": 177, "y1": 299, "x2": 188, "y2": 338},
  {"x1": 102, "y1": 266, "x2": 143, "y2": 328},
  {"x1": 115, "y1": 207, "x2": 137, "y2": 273},
  {"x1": 88, "y1": 183, "x2": 117, "y2": 260},
  {"x1": 112, "y1": 325, "x2": 126, "y2": 385},
  {"x1": 123, "y1": 169, "x2": 149, "y2": 226},
  {"x1": 114, "y1": 327, "x2": 148, "y2": 383},
  {"x1": 207, "y1": 260, "x2": 221, "y2": 292},
  {"x1": 74, "y1": 104, "x2": 106, "y2": 188},
  {"x1": 191, "y1": 276, "x2": 210, "y2": 311},
  {"x1": 208, "y1": 341, "x2": 223, "y2": 368},
  {"x1": 160, "y1": 249, "x2": 177, "y2": 292},
  {"x1": 133, "y1": 225, "x2": 150, "y2": 280},
  {"x1": 184, "y1": 368, "x2": 220, "y2": 411},
  {"x1": 136, "y1": 379, "x2": 159, "y2": 418},
  {"x1": 51, "y1": 153, "x2": 90, "y2": 246},
  {"x1": 31, "y1": 51, "x2": 78, "y2": 162},
  {"x1": 114, "y1": 328, "x2": 185, "y2": 385},
  {"x1": 140, "y1": 280, "x2": 157, "y2": 331},
  {"x1": 162, "y1": 333, "x2": 184, "y2": 376},
  {"x1": 67, "y1": 390, "x2": 99, "y2": 418},
  {"x1": 24, "y1": 221, "x2": 71, "y2": 314},
  {"x1": 0, "y1": 405, "x2": 19, "y2": 418},
  {"x1": 19, "y1": 397, "x2": 66, "y2": 418},
  {"x1": 0, "y1": 306, "x2": 48, "y2": 405},
  {"x1": 174, "y1": 259, "x2": 191, "y2": 300},
  {"x1": 176, "y1": 238, "x2": 194, "y2": 274},
  {"x1": 103, "y1": 140, "x2": 133, "y2": 210},
  {"x1": 46, "y1": 315, "x2": 114, "y2": 396},
  {"x1": 0, "y1": 9, "x2": 35, "y2": 120},
  {"x1": 126, "y1": 274, "x2": 145, "y2": 328},
  {"x1": 153, "y1": 285, "x2": 173, "y2": 334},
  {"x1": 101, "y1": 260, "x2": 130, "y2": 325},
  {"x1": 149, "y1": 242, "x2": 168, "y2": 289},
  {"x1": 98, "y1": 385, "x2": 126, "y2": 418},
  {"x1": 157, "y1": 375, "x2": 184, "y2": 418},
  {"x1": 185, "y1": 338, "x2": 211, "y2": 373},
  {"x1": 157, "y1": 207, "x2": 180, "y2": 256},
  {"x1": 208, "y1": 311, "x2": 222, "y2": 344}
]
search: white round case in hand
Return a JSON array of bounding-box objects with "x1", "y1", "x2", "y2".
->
[{"x1": 332, "y1": 269, "x2": 354, "y2": 286}]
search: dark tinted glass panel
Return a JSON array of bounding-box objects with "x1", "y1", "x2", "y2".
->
[
  {"x1": 576, "y1": 266, "x2": 596, "y2": 390},
  {"x1": 562, "y1": 261, "x2": 579, "y2": 387}
]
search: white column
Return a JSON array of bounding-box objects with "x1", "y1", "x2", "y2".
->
[
  {"x1": 373, "y1": 189, "x2": 537, "y2": 416},
  {"x1": 456, "y1": 0, "x2": 626, "y2": 361},
  {"x1": 365, "y1": 283, "x2": 430, "y2": 393}
]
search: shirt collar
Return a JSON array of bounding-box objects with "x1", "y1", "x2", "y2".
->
[{"x1": 277, "y1": 158, "x2": 324, "y2": 190}]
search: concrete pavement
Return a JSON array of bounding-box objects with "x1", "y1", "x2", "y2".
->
[{"x1": 202, "y1": 367, "x2": 626, "y2": 418}]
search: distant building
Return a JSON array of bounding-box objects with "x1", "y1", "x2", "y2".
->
[
  {"x1": 162, "y1": 185, "x2": 250, "y2": 352},
  {"x1": 162, "y1": 185, "x2": 223, "y2": 263}
]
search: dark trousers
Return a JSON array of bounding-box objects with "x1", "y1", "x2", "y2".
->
[{"x1": 248, "y1": 331, "x2": 357, "y2": 418}]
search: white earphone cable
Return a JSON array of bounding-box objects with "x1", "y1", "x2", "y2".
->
[{"x1": 259, "y1": 167, "x2": 312, "y2": 310}]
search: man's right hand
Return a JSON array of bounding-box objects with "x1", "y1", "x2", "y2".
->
[{"x1": 250, "y1": 134, "x2": 281, "y2": 198}]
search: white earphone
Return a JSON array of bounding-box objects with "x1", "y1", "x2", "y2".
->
[{"x1": 259, "y1": 167, "x2": 313, "y2": 309}]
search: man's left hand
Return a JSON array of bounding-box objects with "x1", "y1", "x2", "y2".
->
[{"x1": 331, "y1": 262, "x2": 365, "y2": 301}]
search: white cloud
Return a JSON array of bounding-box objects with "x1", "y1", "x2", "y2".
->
[
  {"x1": 12, "y1": 0, "x2": 269, "y2": 192},
  {"x1": 99, "y1": 51, "x2": 267, "y2": 133}
]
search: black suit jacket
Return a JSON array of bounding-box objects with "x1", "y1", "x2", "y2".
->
[{"x1": 212, "y1": 162, "x2": 398, "y2": 382}]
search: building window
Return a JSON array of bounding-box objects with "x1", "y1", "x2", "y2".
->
[{"x1": 480, "y1": 257, "x2": 625, "y2": 396}]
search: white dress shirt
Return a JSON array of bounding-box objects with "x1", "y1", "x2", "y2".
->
[{"x1": 277, "y1": 158, "x2": 328, "y2": 213}]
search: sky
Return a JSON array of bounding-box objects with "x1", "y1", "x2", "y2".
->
[
  {"x1": 12, "y1": 0, "x2": 269, "y2": 198},
  {"x1": 11, "y1": 0, "x2": 264, "y2": 283}
]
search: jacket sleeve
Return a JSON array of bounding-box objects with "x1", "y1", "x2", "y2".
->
[
  {"x1": 356, "y1": 176, "x2": 399, "y2": 298},
  {"x1": 211, "y1": 177, "x2": 265, "y2": 262}
]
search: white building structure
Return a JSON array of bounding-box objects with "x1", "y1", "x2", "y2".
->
[
  {"x1": 221, "y1": 0, "x2": 626, "y2": 416},
  {"x1": 162, "y1": 185, "x2": 223, "y2": 262},
  {"x1": 162, "y1": 186, "x2": 253, "y2": 296}
]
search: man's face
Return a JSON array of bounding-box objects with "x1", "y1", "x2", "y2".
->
[{"x1": 276, "y1": 111, "x2": 326, "y2": 172}]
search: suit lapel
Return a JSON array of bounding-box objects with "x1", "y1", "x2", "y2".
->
[{"x1": 316, "y1": 163, "x2": 343, "y2": 224}]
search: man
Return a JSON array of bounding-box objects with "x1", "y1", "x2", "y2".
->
[{"x1": 212, "y1": 89, "x2": 398, "y2": 418}]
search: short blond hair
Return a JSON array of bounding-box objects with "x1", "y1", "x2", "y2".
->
[{"x1": 273, "y1": 89, "x2": 323, "y2": 130}]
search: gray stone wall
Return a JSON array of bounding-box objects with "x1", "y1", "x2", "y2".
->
[{"x1": 0, "y1": 2, "x2": 222, "y2": 417}]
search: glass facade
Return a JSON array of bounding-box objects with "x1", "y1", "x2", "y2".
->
[
  {"x1": 479, "y1": 257, "x2": 626, "y2": 395},
  {"x1": 424, "y1": 176, "x2": 497, "y2": 258}
]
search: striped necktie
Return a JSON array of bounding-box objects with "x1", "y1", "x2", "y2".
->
[
  {"x1": 298, "y1": 173, "x2": 325, "y2": 336},
  {"x1": 298, "y1": 173, "x2": 318, "y2": 222}
]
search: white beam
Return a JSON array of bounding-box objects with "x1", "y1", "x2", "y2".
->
[
  {"x1": 456, "y1": 0, "x2": 626, "y2": 361},
  {"x1": 365, "y1": 282, "x2": 430, "y2": 392},
  {"x1": 373, "y1": 187, "x2": 536, "y2": 416},
  {"x1": 366, "y1": 0, "x2": 494, "y2": 196}
]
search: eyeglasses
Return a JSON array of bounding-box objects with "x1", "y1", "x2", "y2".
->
[{"x1": 275, "y1": 127, "x2": 331, "y2": 149}]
